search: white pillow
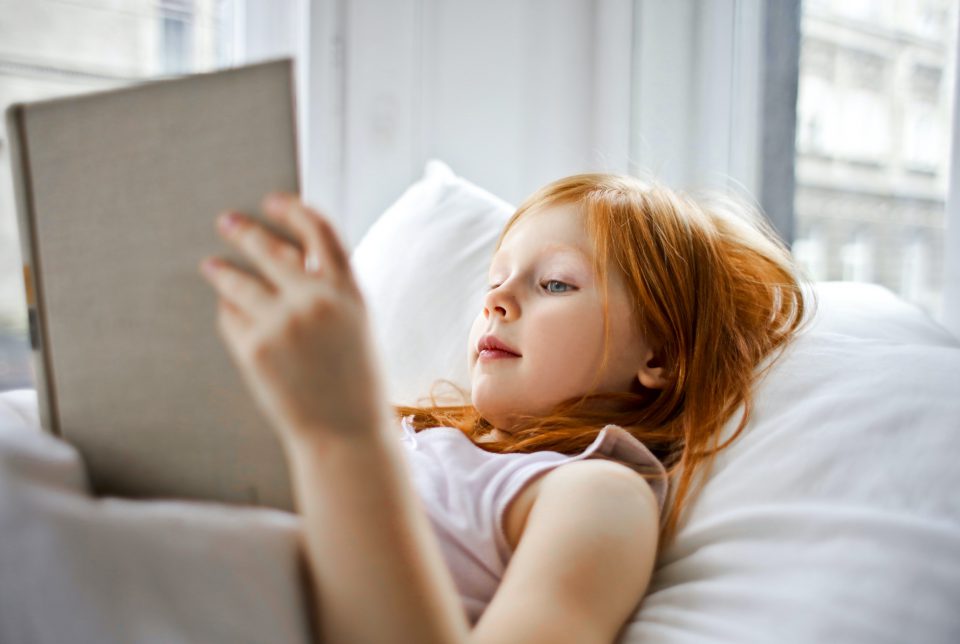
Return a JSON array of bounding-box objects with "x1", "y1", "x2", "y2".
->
[
  {"x1": 806, "y1": 280, "x2": 960, "y2": 347},
  {"x1": 628, "y1": 331, "x2": 960, "y2": 643},
  {"x1": 350, "y1": 161, "x2": 960, "y2": 643},
  {"x1": 350, "y1": 159, "x2": 514, "y2": 406}
]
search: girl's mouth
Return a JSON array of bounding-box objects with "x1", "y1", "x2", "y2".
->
[{"x1": 479, "y1": 349, "x2": 521, "y2": 361}]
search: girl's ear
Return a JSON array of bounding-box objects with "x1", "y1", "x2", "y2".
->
[{"x1": 637, "y1": 347, "x2": 668, "y2": 390}]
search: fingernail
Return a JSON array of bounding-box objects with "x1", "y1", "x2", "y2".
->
[
  {"x1": 304, "y1": 253, "x2": 321, "y2": 273},
  {"x1": 218, "y1": 212, "x2": 241, "y2": 232}
]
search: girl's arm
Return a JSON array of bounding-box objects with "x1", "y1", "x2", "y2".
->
[
  {"x1": 284, "y1": 428, "x2": 469, "y2": 644},
  {"x1": 199, "y1": 193, "x2": 469, "y2": 643}
]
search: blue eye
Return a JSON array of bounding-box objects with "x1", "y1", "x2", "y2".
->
[{"x1": 542, "y1": 280, "x2": 573, "y2": 294}]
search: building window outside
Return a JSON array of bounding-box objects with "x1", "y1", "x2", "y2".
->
[
  {"x1": 160, "y1": 0, "x2": 195, "y2": 75},
  {"x1": 0, "y1": 0, "x2": 236, "y2": 391},
  {"x1": 902, "y1": 230, "x2": 932, "y2": 302},
  {"x1": 792, "y1": 224, "x2": 828, "y2": 281},
  {"x1": 792, "y1": 0, "x2": 958, "y2": 321},
  {"x1": 841, "y1": 229, "x2": 875, "y2": 283}
]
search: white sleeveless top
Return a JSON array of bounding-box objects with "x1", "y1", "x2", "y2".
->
[{"x1": 398, "y1": 415, "x2": 669, "y2": 626}]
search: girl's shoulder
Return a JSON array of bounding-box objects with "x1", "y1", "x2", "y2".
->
[{"x1": 503, "y1": 456, "x2": 660, "y2": 555}]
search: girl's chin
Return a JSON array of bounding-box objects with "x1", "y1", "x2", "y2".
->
[
  {"x1": 472, "y1": 404, "x2": 524, "y2": 429},
  {"x1": 470, "y1": 401, "x2": 506, "y2": 425}
]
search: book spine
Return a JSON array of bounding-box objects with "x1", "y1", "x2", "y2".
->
[{"x1": 4, "y1": 103, "x2": 60, "y2": 437}]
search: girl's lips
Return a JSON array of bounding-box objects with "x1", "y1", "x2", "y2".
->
[{"x1": 478, "y1": 349, "x2": 521, "y2": 361}]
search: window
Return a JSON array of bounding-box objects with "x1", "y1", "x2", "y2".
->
[
  {"x1": 792, "y1": 0, "x2": 959, "y2": 320},
  {"x1": 160, "y1": 0, "x2": 195, "y2": 74},
  {"x1": 792, "y1": 224, "x2": 828, "y2": 281},
  {"x1": 0, "y1": 0, "x2": 237, "y2": 391},
  {"x1": 841, "y1": 230, "x2": 875, "y2": 283}
]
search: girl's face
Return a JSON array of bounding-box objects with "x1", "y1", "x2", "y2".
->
[{"x1": 467, "y1": 203, "x2": 664, "y2": 432}]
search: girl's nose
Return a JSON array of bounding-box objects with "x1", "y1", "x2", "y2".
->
[{"x1": 484, "y1": 286, "x2": 516, "y2": 319}]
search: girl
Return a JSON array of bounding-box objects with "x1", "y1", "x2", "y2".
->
[{"x1": 199, "y1": 173, "x2": 810, "y2": 643}]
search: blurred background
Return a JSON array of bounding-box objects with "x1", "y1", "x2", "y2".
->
[{"x1": 1, "y1": 0, "x2": 958, "y2": 391}]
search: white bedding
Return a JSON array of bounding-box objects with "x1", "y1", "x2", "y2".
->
[
  {"x1": 627, "y1": 329, "x2": 960, "y2": 643},
  {"x1": 0, "y1": 389, "x2": 311, "y2": 644},
  {"x1": 2, "y1": 160, "x2": 959, "y2": 643}
]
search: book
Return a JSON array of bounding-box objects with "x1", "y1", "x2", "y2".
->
[{"x1": 6, "y1": 58, "x2": 301, "y2": 510}]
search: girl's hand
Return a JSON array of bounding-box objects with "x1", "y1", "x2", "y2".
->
[{"x1": 199, "y1": 193, "x2": 388, "y2": 448}]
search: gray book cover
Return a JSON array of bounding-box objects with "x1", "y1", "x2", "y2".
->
[{"x1": 6, "y1": 58, "x2": 301, "y2": 510}]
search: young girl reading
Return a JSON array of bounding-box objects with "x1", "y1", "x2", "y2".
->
[{"x1": 198, "y1": 172, "x2": 810, "y2": 643}]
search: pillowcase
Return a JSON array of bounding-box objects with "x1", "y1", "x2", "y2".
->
[
  {"x1": 805, "y1": 280, "x2": 959, "y2": 347},
  {"x1": 350, "y1": 159, "x2": 515, "y2": 407},
  {"x1": 627, "y1": 331, "x2": 960, "y2": 643},
  {"x1": 350, "y1": 160, "x2": 960, "y2": 643}
]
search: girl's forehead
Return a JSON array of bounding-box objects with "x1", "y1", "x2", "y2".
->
[
  {"x1": 490, "y1": 242, "x2": 592, "y2": 271},
  {"x1": 500, "y1": 202, "x2": 591, "y2": 249}
]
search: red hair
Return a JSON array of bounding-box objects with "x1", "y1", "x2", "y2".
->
[{"x1": 395, "y1": 173, "x2": 814, "y2": 554}]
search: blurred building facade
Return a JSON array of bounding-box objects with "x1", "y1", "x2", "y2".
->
[{"x1": 793, "y1": 0, "x2": 958, "y2": 317}]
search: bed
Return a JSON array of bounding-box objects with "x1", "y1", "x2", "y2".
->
[{"x1": 2, "y1": 160, "x2": 959, "y2": 643}]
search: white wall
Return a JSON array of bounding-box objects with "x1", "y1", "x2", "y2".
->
[{"x1": 296, "y1": 0, "x2": 635, "y2": 250}]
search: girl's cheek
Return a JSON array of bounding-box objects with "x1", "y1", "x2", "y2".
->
[
  {"x1": 468, "y1": 311, "x2": 484, "y2": 340},
  {"x1": 466, "y1": 319, "x2": 482, "y2": 366}
]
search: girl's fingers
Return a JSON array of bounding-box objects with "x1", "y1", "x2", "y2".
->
[
  {"x1": 215, "y1": 297, "x2": 259, "y2": 367},
  {"x1": 216, "y1": 211, "x2": 303, "y2": 288},
  {"x1": 217, "y1": 296, "x2": 251, "y2": 341},
  {"x1": 314, "y1": 211, "x2": 352, "y2": 275},
  {"x1": 262, "y1": 192, "x2": 352, "y2": 280},
  {"x1": 200, "y1": 257, "x2": 275, "y2": 317},
  {"x1": 262, "y1": 193, "x2": 327, "y2": 275}
]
